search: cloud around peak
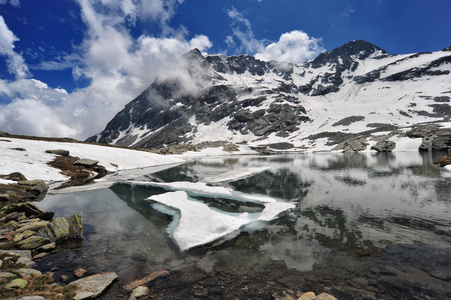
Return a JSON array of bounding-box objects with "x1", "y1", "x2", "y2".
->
[{"x1": 256, "y1": 30, "x2": 325, "y2": 63}]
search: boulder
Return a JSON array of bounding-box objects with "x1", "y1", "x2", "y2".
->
[
  {"x1": 0, "y1": 172, "x2": 27, "y2": 181},
  {"x1": 70, "y1": 272, "x2": 118, "y2": 300},
  {"x1": 17, "y1": 180, "x2": 48, "y2": 201},
  {"x1": 45, "y1": 149, "x2": 70, "y2": 156},
  {"x1": 332, "y1": 136, "x2": 369, "y2": 152},
  {"x1": 17, "y1": 221, "x2": 49, "y2": 233},
  {"x1": 0, "y1": 271, "x2": 16, "y2": 278},
  {"x1": 38, "y1": 217, "x2": 69, "y2": 243},
  {"x1": 17, "y1": 236, "x2": 51, "y2": 250},
  {"x1": 434, "y1": 154, "x2": 451, "y2": 167},
  {"x1": 74, "y1": 158, "x2": 99, "y2": 167},
  {"x1": 371, "y1": 140, "x2": 396, "y2": 152},
  {"x1": 17, "y1": 268, "x2": 42, "y2": 278},
  {"x1": 69, "y1": 214, "x2": 83, "y2": 239},
  {"x1": 5, "y1": 278, "x2": 28, "y2": 289},
  {"x1": 6, "y1": 202, "x2": 46, "y2": 217}
]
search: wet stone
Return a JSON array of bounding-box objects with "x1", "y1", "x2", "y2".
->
[{"x1": 428, "y1": 269, "x2": 451, "y2": 281}]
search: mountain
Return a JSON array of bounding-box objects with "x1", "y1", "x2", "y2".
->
[{"x1": 87, "y1": 40, "x2": 451, "y2": 152}]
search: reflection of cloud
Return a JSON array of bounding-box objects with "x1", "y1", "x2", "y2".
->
[{"x1": 260, "y1": 239, "x2": 330, "y2": 271}]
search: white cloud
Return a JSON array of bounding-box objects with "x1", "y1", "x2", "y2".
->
[
  {"x1": 225, "y1": 7, "x2": 265, "y2": 54},
  {"x1": 0, "y1": 98, "x2": 77, "y2": 137},
  {"x1": 255, "y1": 30, "x2": 325, "y2": 63},
  {"x1": 0, "y1": 16, "x2": 29, "y2": 79},
  {"x1": 0, "y1": 0, "x2": 212, "y2": 140}
]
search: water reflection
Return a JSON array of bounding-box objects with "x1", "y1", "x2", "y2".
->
[{"x1": 36, "y1": 152, "x2": 451, "y2": 298}]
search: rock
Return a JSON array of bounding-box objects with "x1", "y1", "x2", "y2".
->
[
  {"x1": 434, "y1": 154, "x2": 451, "y2": 167},
  {"x1": 0, "y1": 193, "x2": 10, "y2": 202},
  {"x1": 5, "y1": 212, "x2": 26, "y2": 222},
  {"x1": 37, "y1": 241, "x2": 56, "y2": 252},
  {"x1": 13, "y1": 231, "x2": 36, "y2": 242},
  {"x1": 298, "y1": 291, "x2": 316, "y2": 300},
  {"x1": 69, "y1": 214, "x2": 83, "y2": 239},
  {"x1": 32, "y1": 252, "x2": 49, "y2": 260},
  {"x1": 315, "y1": 293, "x2": 337, "y2": 300},
  {"x1": 19, "y1": 296, "x2": 46, "y2": 300},
  {"x1": 6, "y1": 202, "x2": 46, "y2": 217},
  {"x1": 74, "y1": 268, "x2": 87, "y2": 278},
  {"x1": 129, "y1": 286, "x2": 150, "y2": 300},
  {"x1": 74, "y1": 158, "x2": 99, "y2": 167},
  {"x1": 17, "y1": 236, "x2": 51, "y2": 250},
  {"x1": 11, "y1": 147, "x2": 26, "y2": 151},
  {"x1": 0, "y1": 172, "x2": 27, "y2": 181},
  {"x1": 17, "y1": 220, "x2": 49, "y2": 233},
  {"x1": 0, "y1": 271, "x2": 16, "y2": 278},
  {"x1": 70, "y1": 271, "x2": 118, "y2": 300},
  {"x1": 36, "y1": 211, "x2": 54, "y2": 221},
  {"x1": 38, "y1": 217, "x2": 69, "y2": 243},
  {"x1": 123, "y1": 270, "x2": 169, "y2": 292},
  {"x1": 0, "y1": 259, "x2": 2, "y2": 268},
  {"x1": 332, "y1": 136, "x2": 369, "y2": 152},
  {"x1": 45, "y1": 149, "x2": 70, "y2": 156},
  {"x1": 17, "y1": 180, "x2": 48, "y2": 201},
  {"x1": 17, "y1": 268, "x2": 42, "y2": 278},
  {"x1": 371, "y1": 140, "x2": 396, "y2": 152},
  {"x1": 6, "y1": 278, "x2": 28, "y2": 289},
  {"x1": 428, "y1": 269, "x2": 451, "y2": 281}
]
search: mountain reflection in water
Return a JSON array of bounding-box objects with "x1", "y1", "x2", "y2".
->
[{"x1": 36, "y1": 152, "x2": 451, "y2": 299}]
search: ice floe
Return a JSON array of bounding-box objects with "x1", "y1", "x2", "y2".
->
[{"x1": 147, "y1": 190, "x2": 295, "y2": 251}]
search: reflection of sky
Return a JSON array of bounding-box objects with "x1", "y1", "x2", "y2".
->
[
  {"x1": 37, "y1": 152, "x2": 451, "y2": 274},
  {"x1": 37, "y1": 189, "x2": 177, "y2": 265}
]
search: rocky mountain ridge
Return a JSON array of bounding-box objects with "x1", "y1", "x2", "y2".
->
[{"x1": 87, "y1": 40, "x2": 451, "y2": 152}]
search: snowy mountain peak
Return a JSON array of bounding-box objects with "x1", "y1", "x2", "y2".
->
[{"x1": 87, "y1": 40, "x2": 451, "y2": 152}]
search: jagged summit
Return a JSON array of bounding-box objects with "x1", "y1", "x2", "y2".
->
[
  {"x1": 87, "y1": 40, "x2": 451, "y2": 151},
  {"x1": 311, "y1": 40, "x2": 386, "y2": 68}
]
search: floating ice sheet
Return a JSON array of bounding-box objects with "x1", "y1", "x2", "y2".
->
[{"x1": 146, "y1": 189, "x2": 295, "y2": 251}]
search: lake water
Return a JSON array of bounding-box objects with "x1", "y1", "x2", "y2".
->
[{"x1": 36, "y1": 152, "x2": 451, "y2": 299}]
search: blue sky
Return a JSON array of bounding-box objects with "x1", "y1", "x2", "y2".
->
[{"x1": 0, "y1": 0, "x2": 450, "y2": 138}]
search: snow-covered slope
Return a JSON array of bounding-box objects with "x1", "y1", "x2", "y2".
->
[{"x1": 87, "y1": 40, "x2": 451, "y2": 152}]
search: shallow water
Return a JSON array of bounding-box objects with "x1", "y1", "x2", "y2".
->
[{"x1": 36, "y1": 152, "x2": 451, "y2": 299}]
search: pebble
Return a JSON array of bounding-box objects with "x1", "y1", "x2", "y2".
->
[{"x1": 129, "y1": 286, "x2": 150, "y2": 300}]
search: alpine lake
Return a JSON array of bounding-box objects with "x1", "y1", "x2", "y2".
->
[{"x1": 36, "y1": 151, "x2": 451, "y2": 299}]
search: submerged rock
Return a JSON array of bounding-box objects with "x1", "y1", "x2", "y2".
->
[
  {"x1": 70, "y1": 271, "x2": 118, "y2": 300},
  {"x1": 129, "y1": 286, "x2": 150, "y2": 299}
]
